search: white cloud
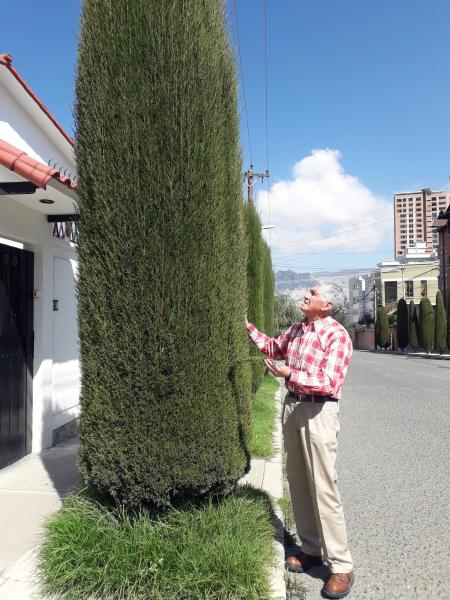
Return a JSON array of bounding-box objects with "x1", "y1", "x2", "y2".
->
[{"x1": 256, "y1": 149, "x2": 393, "y2": 265}]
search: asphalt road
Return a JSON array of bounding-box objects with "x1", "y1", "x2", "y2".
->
[{"x1": 288, "y1": 350, "x2": 450, "y2": 600}]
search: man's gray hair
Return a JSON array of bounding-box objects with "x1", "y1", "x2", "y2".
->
[{"x1": 318, "y1": 283, "x2": 346, "y2": 316}]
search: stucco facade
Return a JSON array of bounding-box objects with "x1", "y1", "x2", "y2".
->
[{"x1": 0, "y1": 54, "x2": 80, "y2": 461}]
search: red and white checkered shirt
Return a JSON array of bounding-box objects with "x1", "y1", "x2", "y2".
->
[{"x1": 247, "y1": 317, "x2": 352, "y2": 400}]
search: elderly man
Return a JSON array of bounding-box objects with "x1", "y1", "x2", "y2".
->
[{"x1": 246, "y1": 284, "x2": 354, "y2": 599}]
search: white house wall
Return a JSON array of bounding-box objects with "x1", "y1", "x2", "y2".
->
[
  {"x1": 0, "y1": 194, "x2": 80, "y2": 454},
  {"x1": 0, "y1": 76, "x2": 75, "y2": 173}
]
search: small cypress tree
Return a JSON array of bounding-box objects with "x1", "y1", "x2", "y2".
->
[
  {"x1": 76, "y1": 0, "x2": 251, "y2": 507},
  {"x1": 245, "y1": 203, "x2": 265, "y2": 392},
  {"x1": 396, "y1": 298, "x2": 409, "y2": 350},
  {"x1": 447, "y1": 292, "x2": 450, "y2": 350},
  {"x1": 408, "y1": 300, "x2": 419, "y2": 350},
  {"x1": 434, "y1": 290, "x2": 447, "y2": 353},
  {"x1": 419, "y1": 297, "x2": 434, "y2": 353},
  {"x1": 262, "y1": 241, "x2": 275, "y2": 337},
  {"x1": 375, "y1": 307, "x2": 389, "y2": 349}
]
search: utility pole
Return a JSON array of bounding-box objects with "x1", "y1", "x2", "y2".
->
[
  {"x1": 400, "y1": 264, "x2": 406, "y2": 299},
  {"x1": 243, "y1": 164, "x2": 270, "y2": 205},
  {"x1": 373, "y1": 282, "x2": 378, "y2": 350}
]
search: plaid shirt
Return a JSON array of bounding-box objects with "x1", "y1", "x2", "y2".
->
[{"x1": 247, "y1": 317, "x2": 352, "y2": 400}]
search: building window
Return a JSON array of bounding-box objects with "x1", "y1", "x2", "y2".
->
[
  {"x1": 385, "y1": 281, "x2": 398, "y2": 303},
  {"x1": 420, "y1": 280, "x2": 427, "y2": 297},
  {"x1": 405, "y1": 281, "x2": 414, "y2": 298}
]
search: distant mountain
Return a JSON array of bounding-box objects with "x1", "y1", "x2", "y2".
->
[{"x1": 275, "y1": 268, "x2": 376, "y2": 302}]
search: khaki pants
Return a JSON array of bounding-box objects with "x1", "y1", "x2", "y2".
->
[{"x1": 283, "y1": 394, "x2": 353, "y2": 574}]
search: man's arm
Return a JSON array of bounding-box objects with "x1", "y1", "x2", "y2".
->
[
  {"x1": 246, "y1": 320, "x2": 293, "y2": 360},
  {"x1": 288, "y1": 333, "x2": 352, "y2": 396}
]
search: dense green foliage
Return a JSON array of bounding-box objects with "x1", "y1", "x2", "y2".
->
[
  {"x1": 408, "y1": 300, "x2": 419, "y2": 350},
  {"x1": 262, "y1": 242, "x2": 275, "y2": 337},
  {"x1": 375, "y1": 307, "x2": 389, "y2": 349},
  {"x1": 76, "y1": 0, "x2": 251, "y2": 507},
  {"x1": 447, "y1": 292, "x2": 450, "y2": 349},
  {"x1": 434, "y1": 290, "x2": 447, "y2": 352},
  {"x1": 396, "y1": 298, "x2": 409, "y2": 350},
  {"x1": 37, "y1": 488, "x2": 275, "y2": 600},
  {"x1": 274, "y1": 293, "x2": 302, "y2": 335},
  {"x1": 250, "y1": 375, "x2": 278, "y2": 459},
  {"x1": 245, "y1": 203, "x2": 265, "y2": 392},
  {"x1": 419, "y1": 297, "x2": 434, "y2": 353}
]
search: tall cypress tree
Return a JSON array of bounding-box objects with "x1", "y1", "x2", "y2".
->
[
  {"x1": 408, "y1": 300, "x2": 419, "y2": 350},
  {"x1": 396, "y1": 298, "x2": 409, "y2": 350},
  {"x1": 262, "y1": 241, "x2": 275, "y2": 337},
  {"x1": 375, "y1": 307, "x2": 389, "y2": 349},
  {"x1": 447, "y1": 292, "x2": 450, "y2": 350},
  {"x1": 419, "y1": 297, "x2": 434, "y2": 353},
  {"x1": 76, "y1": 0, "x2": 251, "y2": 507},
  {"x1": 245, "y1": 203, "x2": 265, "y2": 392},
  {"x1": 434, "y1": 290, "x2": 447, "y2": 353}
]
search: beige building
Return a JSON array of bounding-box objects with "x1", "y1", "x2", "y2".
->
[
  {"x1": 376, "y1": 259, "x2": 440, "y2": 312},
  {"x1": 394, "y1": 189, "x2": 449, "y2": 259}
]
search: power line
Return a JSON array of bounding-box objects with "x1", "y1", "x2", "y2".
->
[
  {"x1": 263, "y1": 0, "x2": 269, "y2": 174},
  {"x1": 277, "y1": 228, "x2": 392, "y2": 262},
  {"x1": 276, "y1": 216, "x2": 393, "y2": 254},
  {"x1": 263, "y1": 0, "x2": 272, "y2": 246},
  {"x1": 232, "y1": 0, "x2": 253, "y2": 165}
]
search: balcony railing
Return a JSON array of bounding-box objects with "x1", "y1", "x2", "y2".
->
[{"x1": 52, "y1": 221, "x2": 78, "y2": 244}]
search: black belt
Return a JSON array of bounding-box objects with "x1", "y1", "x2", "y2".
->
[{"x1": 288, "y1": 391, "x2": 338, "y2": 403}]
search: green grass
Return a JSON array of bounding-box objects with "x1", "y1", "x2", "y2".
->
[
  {"x1": 279, "y1": 494, "x2": 294, "y2": 533},
  {"x1": 37, "y1": 486, "x2": 275, "y2": 600},
  {"x1": 249, "y1": 375, "x2": 279, "y2": 459}
]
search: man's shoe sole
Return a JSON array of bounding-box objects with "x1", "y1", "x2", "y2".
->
[
  {"x1": 321, "y1": 574, "x2": 355, "y2": 599},
  {"x1": 285, "y1": 561, "x2": 323, "y2": 574}
]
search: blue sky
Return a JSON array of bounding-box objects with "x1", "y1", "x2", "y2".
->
[{"x1": 2, "y1": 1, "x2": 450, "y2": 272}]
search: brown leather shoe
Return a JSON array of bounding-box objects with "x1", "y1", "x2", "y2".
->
[
  {"x1": 322, "y1": 572, "x2": 355, "y2": 598},
  {"x1": 285, "y1": 550, "x2": 323, "y2": 573}
]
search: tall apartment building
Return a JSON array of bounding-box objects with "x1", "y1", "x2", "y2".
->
[{"x1": 394, "y1": 189, "x2": 450, "y2": 259}]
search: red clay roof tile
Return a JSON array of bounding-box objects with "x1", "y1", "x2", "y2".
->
[{"x1": 0, "y1": 138, "x2": 77, "y2": 190}]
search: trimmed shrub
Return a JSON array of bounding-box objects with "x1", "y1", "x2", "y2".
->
[
  {"x1": 447, "y1": 292, "x2": 450, "y2": 350},
  {"x1": 408, "y1": 300, "x2": 419, "y2": 350},
  {"x1": 419, "y1": 297, "x2": 434, "y2": 353},
  {"x1": 274, "y1": 293, "x2": 302, "y2": 335},
  {"x1": 262, "y1": 241, "x2": 275, "y2": 337},
  {"x1": 434, "y1": 290, "x2": 447, "y2": 353},
  {"x1": 76, "y1": 0, "x2": 251, "y2": 507},
  {"x1": 396, "y1": 298, "x2": 409, "y2": 350},
  {"x1": 375, "y1": 307, "x2": 389, "y2": 349},
  {"x1": 245, "y1": 203, "x2": 265, "y2": 392}
]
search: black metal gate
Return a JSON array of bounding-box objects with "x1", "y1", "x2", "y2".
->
[{"x1": 0, "y1": 243, "x2": 34, "y2": 469}]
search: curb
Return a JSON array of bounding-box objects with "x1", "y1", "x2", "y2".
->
[
  {"x1": 270, "y1": 382, "x2": 287, "y2": 600},
  {"x1": 358, "y1": 349, "x2": 450, "y2": 360},
  {"x1": 238, "y1": 378, "x2": 286, "y2": 599}
]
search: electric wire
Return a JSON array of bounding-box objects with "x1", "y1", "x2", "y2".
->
[
  {"x1": 263, "y1": 0, "x2": 269, "y2": 174},
  {"x1": 233, "y1": 0, "x2": 253, "y2": 166},
  {"x1": 263, "y1": 0, "x2": 272, "y2": 246},
  {"x1": 275, "y1": 216, "x2": 393, "y2": 254}
]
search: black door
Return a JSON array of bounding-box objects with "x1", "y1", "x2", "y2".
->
[{"x1": 0, "y1": 243, "x2": 34, "y2": 469}]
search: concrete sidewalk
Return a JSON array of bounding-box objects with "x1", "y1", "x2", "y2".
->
[
  {"x1": 239, "y1": 379, "x2": 286, "y2": 600},
  {"x1": 0, "y1": 436, "x2": 82, "y2": 599},
  {"x1": 0, "y1": 384, "x2": 287, "y2": 600}
]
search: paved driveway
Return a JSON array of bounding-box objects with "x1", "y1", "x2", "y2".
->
[{"x1": 288, "y1": 350, "x2": 449, "y2": 599}]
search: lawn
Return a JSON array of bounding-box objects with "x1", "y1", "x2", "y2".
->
[
  {"x1": 37, "y1": 486, "x2": 275, "y2": 600},
  {"x1": 249, "y1": 374, "x2": 279, "y2": 459}
]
